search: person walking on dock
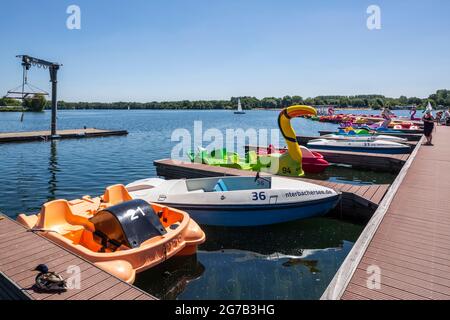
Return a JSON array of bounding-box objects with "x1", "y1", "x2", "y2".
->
[
  {"x1": 422, "y1": 110, "x2": 435, "y2": 146},
  {"x1": 381, "y1": 107, "x2": 393, "y2": 128},
  {"x1": 436, "y1": 111, "x2": 443, "y2": 126},
  {"x1": 445, "y1": 108, "x2": 450, "y2": 126}
]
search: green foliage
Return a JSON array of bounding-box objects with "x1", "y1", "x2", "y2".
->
[
  {"x1": 0, "y1": 97, "x2": 22, "y2": 107},
  {"x1": 399, "y1": 96, "x2": 408, "y2": 105},
  {"x1": 291, "y1": 96, "x2": 304, "y2": 105},
  {"x1": 22, "y1": 94, "x2": 48, "y2": 112},
  {"x1": 430, "y1": 89, "x2": 450, "y2": 108},
  {"x1": 52, "y1": 90, "x2": 450, "y2": 111}
]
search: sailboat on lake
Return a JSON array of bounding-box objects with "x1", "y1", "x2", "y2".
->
[{"x1": 234, "y1": 98, "x2": 246, "y2": 114}]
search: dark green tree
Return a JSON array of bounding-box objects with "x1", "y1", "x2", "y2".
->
[
  {"x1": 23, "y1": 94, "x2": 48, "y2": 112},
  {"x1": 0, "y1": 98, "x2": 22, "y2": 107}
]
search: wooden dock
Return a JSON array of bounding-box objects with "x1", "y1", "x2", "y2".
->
[
  {"x1": 0, "y1": 128, "x2": 128, "y2": 144},
  {"x1": 0, "y1": 214, "x2": 155, "y2": 300},
  {"x1": 318, "y1": 130, "x2": 423, "y2": 141},
  {"x1": 322, "y1": 126, "x2": 450, "y2": 300},
  {"x1": 154, "y1": 159, "x2": 390, "y2": 220},
  {"x1": 246, "y1": 145, "x2": 410, "y2": 172}
]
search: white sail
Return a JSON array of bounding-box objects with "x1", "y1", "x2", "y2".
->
[{"x1": 234, "y1": 98, "x2": 245, "y2": 114}]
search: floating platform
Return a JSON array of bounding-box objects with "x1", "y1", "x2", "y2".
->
[
  {"x1": 154, "y1": 159, "x2": 391, "y2": 220},
  {"x1": 322, "y1": 126, "x2": 450, "y2": 300},
  {"x1": 0, "y1": 214, "x2": 155, "y2": 300},
  {"x1": 318, "y1": 131, "x2": 423, "y2": 141},
  {"x1": 246, "y1": 145, "x2": 410, "y2": 173},
  {"x1": 0, "y1": 128, "x2": 128, "y2": 144}
]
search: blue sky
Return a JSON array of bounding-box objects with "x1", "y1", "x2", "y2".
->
[{"x1": 0, "y1": 0, "x2": 449, "y2": 102}]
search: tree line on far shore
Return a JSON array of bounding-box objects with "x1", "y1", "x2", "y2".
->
[
  {"x1": 0, "y1": 94, "x2": 48, "y2": 112},
  {"x1": 1, "y1": 90, "x2": 449, "y2": 112}
]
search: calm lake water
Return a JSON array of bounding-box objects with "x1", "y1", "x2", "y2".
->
[{"x1": 0, "y1": 109, "x2": 407, "y2": 299}]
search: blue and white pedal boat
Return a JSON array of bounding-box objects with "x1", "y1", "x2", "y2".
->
[
  {"x1": 126, "y1": 176, "x2": 340, "y2": 227},
  {"x1": 321, "y1": 133, "x2": 407, "y2": 143},
  {"x1": 307, "y1": 138, "x2": 411, "y2": 154}
]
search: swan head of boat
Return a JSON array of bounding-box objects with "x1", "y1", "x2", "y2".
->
[{"x1": 277, "y1": 105, "x2": 318, "y2": 176}]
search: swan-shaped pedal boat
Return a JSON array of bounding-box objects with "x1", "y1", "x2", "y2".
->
[
  {"x1": 188, "y1": 105, "x2": 330, "y2": 176},
  {"x1": 256, "y1": 105, "x2": 329, "y2": 176},
  {"x1": 255, "y1": 145, "x2": 329, "y2": 174},
  {"x1": 17, "y1": 184, "x2": 205, "y2": 284}
]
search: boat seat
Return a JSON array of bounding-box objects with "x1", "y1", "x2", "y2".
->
[
  {"x1": 103, "y1": 184, "x2": 133, "y2": 205},
  {"x1": 213, "y1": 179, "x2": 228, "y2": 192},
  {"x1": 36, "y1": 199, "x2": 94, "y2": 233}
]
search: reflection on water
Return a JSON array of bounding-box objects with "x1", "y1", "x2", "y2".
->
[
  {"x1": 47, "y1": 140, "x2": 59, "y2": 201},
  {"x1": 135, "y1": 218, "x2": 363, "y2": 300},
  {"x1": 282, "y1": 258, "x2": 320, "y2": 273},
  {"x1": 134, "y1": 255, "x2": 206, "y2": 300},
  {"x1": 307, "y1": 164, "x2": 397, "y2": 185},
  {"x1": 201, "y1": 217, "x2": 362, "y2": 254}
]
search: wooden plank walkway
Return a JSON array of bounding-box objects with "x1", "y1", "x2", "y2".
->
[
  {"x1": 0, "y1": 128, "x2": 128, "y2": 143},
  {"x1": 0, "y1": 215, "x2": 155, "y2": 300},
  {"x1": 247, "y1": 145, "x2": 410, "y2": 172},
  {"x1": 323, "y1": 125, "x2": 450, "y2": 300},
  {"x1": 154, "y1": 159, "x2": 390, "y2": 217}
]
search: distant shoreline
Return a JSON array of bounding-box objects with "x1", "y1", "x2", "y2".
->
[
  {"x1": 1, "y1": 106, "x2": 415, "y2": 113},
  {"x1": 1, "y1": 90, "x2": 448, "y2": 112},
  {"x1": 0, "y1": 106, "x2": 26, "y2": 112}
]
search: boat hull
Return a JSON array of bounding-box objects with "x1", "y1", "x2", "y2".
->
[
  {"x1": 307, "y1": 144, "x2": 410, "y2": 154},
  {"x1": 302, "y1": 160, "x2": 330, "y2": 173},
  {"x1": 160, "y1": 196, "x2": 340, "y2": 227},
  {"x1": 324, "y1": 134, "x2": 407, "y2": 143}
]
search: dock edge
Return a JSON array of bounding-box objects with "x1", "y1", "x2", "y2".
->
[{"x1": 320, "y1": 135, "x2": 425, "y2": 300}]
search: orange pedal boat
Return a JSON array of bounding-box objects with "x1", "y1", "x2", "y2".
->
[{"x1": 17, "y1": 184, "x2": 206, "y2": 284}]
